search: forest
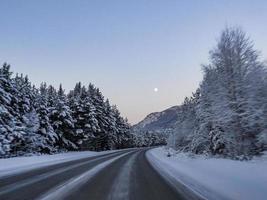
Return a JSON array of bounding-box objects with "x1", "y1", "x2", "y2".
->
[
  {"x1": 0, "y1": 65, "x2": 165, "y2": 158},
  {"x1": 168, "y1": 27, "x2": 267, "y2": 159},
  {"x1": 1, "y1": 27, "x2": 266, "y2": 160}
]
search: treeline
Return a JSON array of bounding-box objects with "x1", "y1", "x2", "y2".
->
[
  {"x1": 0, "y1": 65, "x2": 136, "y2": 158},
  {"x1": 133, "y1": 131, "x2": 167, "y2": 147},
  {"x1": 168, "y1": 27, "x2": 267, "y2": 159}
]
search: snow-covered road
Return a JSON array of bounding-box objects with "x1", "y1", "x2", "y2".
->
[
  {"x1": 0, "y1": 148, "x2": 200, "y2": 200},
  {"x1": 2, "y1": 147, "x2": 265, "y2": 200}
]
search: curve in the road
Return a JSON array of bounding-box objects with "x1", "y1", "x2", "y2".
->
[{"x1": 0, "y1": 148, "x2": 204, "y2": 200}]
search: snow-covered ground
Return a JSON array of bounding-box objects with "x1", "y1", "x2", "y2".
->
[
  {"x1": 147, "y1": 147, "x2": 267, "y2": 200},
  {"x1": 0, "y1": 150, "x2": 119, "y2": 177}
]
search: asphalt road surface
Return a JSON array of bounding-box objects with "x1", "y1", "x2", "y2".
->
[{"x1": 0, "y1": 148, "x2": 202, "y2": 200}]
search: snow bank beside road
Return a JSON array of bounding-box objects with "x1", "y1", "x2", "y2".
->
[
  {"x1": 147, "y1": 147, "x2": 267, "y2": 200},
  {"x1": 0, "y1": 150, "x2": 118, "y2": 177}
]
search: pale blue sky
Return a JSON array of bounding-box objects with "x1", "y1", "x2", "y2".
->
[{"x1": 0, "y1": 0, "x2": 267, "y2": 124}]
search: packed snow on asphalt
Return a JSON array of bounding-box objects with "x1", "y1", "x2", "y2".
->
[{"x1": 0, "y1": 150, "x2": 120, "y2": 177}]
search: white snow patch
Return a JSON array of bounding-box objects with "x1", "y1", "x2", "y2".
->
[{"x1": 147, "y1": 147, "x2": 267, "y2": 200}]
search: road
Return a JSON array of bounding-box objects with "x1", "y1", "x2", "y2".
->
[{"x1": 0, "y1": 148, "x2": 202, "y2": 200}]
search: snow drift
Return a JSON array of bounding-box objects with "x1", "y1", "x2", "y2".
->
[{"x1": 147, "y1": 147, "x2": 267, "y2": 200}]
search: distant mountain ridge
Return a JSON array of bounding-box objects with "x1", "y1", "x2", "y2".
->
[{"x1": 133, "y1": 106, "x2": 179, "y2": 133}]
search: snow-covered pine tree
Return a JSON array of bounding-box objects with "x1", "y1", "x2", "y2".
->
[
  {"x1": 112, "y1": 105, "x2": 132, "y2": 149},
  {"x1": 101, "y1": 99, "x2": 117, "y2": 150},
  {"x1": 79, "y1": 85, "x2": 100, "y2": 150},
  {"x1": 88, "y1": 87, "x2": 107, "y2": 151},
  {"x1": 67, "y1": 83, "x2": 87, "y2": 147},
  {"x1": 67, "y1": 83, "x2": 101, "y2": 150},
  {"x1": 0, "y1": 63, "x2": 30, "y2": 157},
  {"x1": 12, "y1": 73, "x2": 41, "y2": 155},
  {"x1": 34, "y1": 83, "x2": 58, "y2": 154},
  {"x1": 49, "y1": 84, "x2": 77, "y2": 150}
]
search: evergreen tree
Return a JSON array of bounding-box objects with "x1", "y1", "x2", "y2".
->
[
  {"x1": 0, "y1": 65, "x2": 132, "y2": 157},
  {"x1": 67, "y1": 83, "x2": 87, "y2": 147},
  {"x1": 0, "y1": 63, "x2": 27, "y2": 157},
  {"x1": 13, "y1": 73, "x2": 40, "y2": 155},
  {"x1": 34, "y1": 83, "x2": 58, "y2": 154},
  {"x1": 50, "y1": 84, "x2": 77, "y2": 150}
]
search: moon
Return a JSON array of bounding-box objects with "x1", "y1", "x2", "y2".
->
[{"x1": 154, "y1": 88, "x2": 158, "y2": 92}]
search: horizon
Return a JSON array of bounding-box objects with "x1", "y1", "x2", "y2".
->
[{"x1": 1, "y1": 0, "x2": 267, "y2": 124}]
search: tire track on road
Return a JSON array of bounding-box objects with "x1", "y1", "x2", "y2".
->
[
  {"x1": 36, "y1": 150, "x2": 136, "y2": 200},
  {"x1": 108, "y1": 150, "x2": 141, "y2": 200},
  {"x1": 0, "y1": 150, "x2": 130, "y2": 196}
]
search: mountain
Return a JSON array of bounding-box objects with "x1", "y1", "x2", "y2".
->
[{"x1": 132, "y1": 106, "x2": 179, "y2": 133}]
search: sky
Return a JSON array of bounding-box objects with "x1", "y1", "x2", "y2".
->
[{"x1": 0, "y1": 0, "x2": 267, "y2": 124}]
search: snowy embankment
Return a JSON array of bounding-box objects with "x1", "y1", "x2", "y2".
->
[
  {"x1": 0, "y1": 150, "x2": 119, "y2": 177},
  {"x1": 147, "y1": 147, "x2": 267, "y2": 200}
]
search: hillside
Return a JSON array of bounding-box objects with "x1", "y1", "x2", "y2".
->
[{"x1": 133, "y1": 106, "x2": 179, "y2": 133}]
